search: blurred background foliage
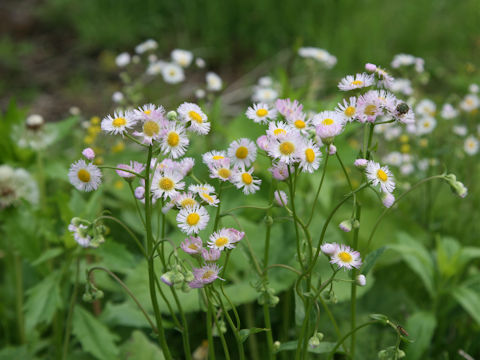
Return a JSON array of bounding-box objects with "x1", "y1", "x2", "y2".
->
[{"x1": 1, "y1": 0, "x2": 479, "y2": 116}]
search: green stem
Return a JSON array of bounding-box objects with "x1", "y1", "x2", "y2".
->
[
  {"x1": 145, "y1": 146, "x2": 172, "y2": 359},
  {"x1": 206, "y1": 290, "x2": 216, "y2": 360},
  {"x1": 350, "y1": 204, "x2": 361, "y2": 358},
  {"x1": 14, "y1": 253, "x2": 25, "y2": 344},
  {"x1": 129, "y1": 182, "x2": 146, "y2": 227},
  {"x1": 98, "y1": 165, "x2": 145, "y2": 178},
  {"x1": 62, "y1": 258, "x2": 80, "y2": 360},
  {"x1": 306, "y1": 152, "x2": 330, "y2": 227},
  {"x1": 318, "y1": 296, "x2": 348, "y2": 354},
  {"x1": 327, "y1": 321, "x2": 379, "y2": 360},
  {"x1": 208, "y1": 291, "x2": 230, "y2": 360}
]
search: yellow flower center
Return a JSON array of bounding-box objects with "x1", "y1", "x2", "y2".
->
[
  {"x1": 274, "y1": 128, "x2": 286, "y2": 136},
  {"x1": 235, "y1": 146, "x2": 249, "y2": 159},
  {"x1": 202, "y1": 270, "x2": 214, "y2": 279},
  {"x1": 201, "y1": 192, "x2": 214, "y2": 203},
  {"x1": 189, "y1": 111, "x2": 203, "y2": 123},
  {"x1": 279, "y1": 141, "x2": 295, "y2": 155},
  {"x1": 364, "y1": 105, "x2": 377, "y2": 116},
  {"x1": 159, "y1": 177, "x2": 174, "y2": 191},
  {"x1": 322, "y1": 118, "x2": 334, "y2": 126},
  {"x1": 143, "y1": 120, "x2": 159, "y2": 137},
  {"x1": 215, "y1": 237, "x2": 229, "y2": 247},
  {"x1": 345, "y1": 106, "x2": 356, "y2": 117},
  {"x1": 167, "y1": 132, "x2": 180, "y2": 146},
  {"x1": 399, "y1": 135, "x2": 409, "y2": 143},
  {"x1": 338, "y1": 251, "x2": 353, "y2": 262},
  {"x1": 256, "y1": 108, "x2": 268, "y2": 117},
  {"x1": 188, "y1": 243, "x2": 198, "y2": 250},
  {"x1": 294, "y1": 120, "x2": 306, "y2": 129},
  {"x1": 186, "y1": 213, "x2": 200, "y2": 225},
  {"x1": 377, "y1": 169, "x2": 388, "y2": 182},
  {"x1": 218, "y1": 168, "x2": 231, "y2": 179},
  {"x1": 305, "y1": 148, "x2": 315, "y2": 163},
  {"x1": 212, "y1": 155, "x2": 224, "y2": 160},
  {"x1": 351, "y1": 80, "x2": 363, "y2": 86},
  {"x1": 181, "y1": 198, "x2": 197, "y2": 208},
  {"x1": 144, "y1": 109, "x2": 152, "y2": 115},
  {"x1": 169, "y1": 69, "x2": 176, "y2": 76},
  {"x1": 77, "y1": 169, "x2": 91, "y2": 183},
  {"x1": 423, "y1": 121, "x2": 430, "y2": 128},
  {"x1": 112, "y1": 117, "x2": 126, "y2": 127},
  {"x1": 241, "y1": 173, "x2": 253, "y2": 185},
  {"x1": 401, "y1": 144, "x2": 411, "y2": 153}
]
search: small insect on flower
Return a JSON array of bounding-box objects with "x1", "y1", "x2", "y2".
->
[
  {"x1": 177, "y1": 205, "x2": 210, "y2": 235},
  {"x1": 365, "y1": 161, "x2": 395, "y2": 193},
  {"x1": 69, "y1": 160, "x2": 102, "y2": 192},
  {"x1": 232, "y1": 167, "x2": 262, "y2": 195},
  {"x1": 177, "y1": 103, "x2": 210, "y2": 135},
  {"x1": 151, "y1": 169, "x2": 185, "y2": 200},
  {"x1": 180, "y1": 236, "x2": 203, "y2": 254},
  {"x1": 101, "y1": 110, "x2": 136, "y2": 136},
  {"x1": 338, "y1": 73, "x2": 375, "y2": 91},
  {"x1": 246, "y1": 103, "x2": 278, "y2": 123},
  {"x1": 208, "y1": 228, "x2": 238, "y2": 250},
  {"x1": 299, "y1": 140, "x2": 322, "y2": 173},
  {"x1": 228, "y1": 138, "x2": 257, "y2": 167},
  {"x1": 160, "y1": 122, "x2": 190, "y2": 159},
  {"x1": 330, "y1": 244, "x2": 362, "y2": 270},
  {"x1": 190, "y1": 264, "x2": 223, "y2": 288},
  {"x1": 209, "y1": 158, "x2": 233, "y2": 182}
]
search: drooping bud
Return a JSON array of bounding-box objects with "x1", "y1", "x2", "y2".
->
[
  {"x1": 167, "y1": 110, "x2": 178, "y2": 121},
  {"x1": 356, "y1": 274, "x2": 367, "y2": 286}
]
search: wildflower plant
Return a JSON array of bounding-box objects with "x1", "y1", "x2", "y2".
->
[{"x1": 66, "y1": 50, "x2": 472, "y2": 360}]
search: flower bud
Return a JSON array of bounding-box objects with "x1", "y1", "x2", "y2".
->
[
  {"x1": 82, "y1": 293, "x2": 93, "y2": 302},
  {"x1": 134, "y1": 186, "x2": 145, "y2": 200},
  {"x1": 354, "y1": 158, "x2": 368, "y2": 168},
  {"x1": 82, "y1": 148, "x2": 95, "y2": 160},
  {"x1": 167, "y1": 111, "x2": 178, "y2": 121},
  {"x1": 273, "y1": 341, "x2": 281, "y2": 352},
  {"x1": 365, "y1": 63, "x2": 377, "y2": 72},
  {"x1": 356, "y1": 274, "x2": 366, "y2": 286},
  {"x1": 382, "y1": 193, "x2": 395, "y2": 208},
  {"x1": 274, "y1": 190, "x2": 288, "y2": 207},
  {"x1": 328, "y1": 144, "x2": 337, "y2": 155},
  {"x1": 339, "y1": 219, "x2": 353, "y2": 232},
  {"x1": 320, "y1": 242, "x2": 338, "y2": 255},
  {"x1": 160, "y1": 272, "x2": 174, "y2": 286},
  {"x1": 264, "y1": 216, "x2": 274, "y2": 226}
]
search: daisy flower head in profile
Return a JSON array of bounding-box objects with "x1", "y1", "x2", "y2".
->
[
  {"x1": 115, "y1": 161, "x2": 145, "y2": 180},
  {"x1": 180, "y1": 236, "x2": 203, "y2": 255},
  {"x1": 161, "y1": 63, "x2": 185, "y2": 84},
  {"x1": 269, "y1": 161, "x2": 289, "y2": 181},
  {"x1": 171, "y1": 49, "x2": 193, "y2": 67},
  {"x1": 320, "y1": 242, "x2": 339, "y2": 255},
  {"x1": 374, "y1": 67, "x2": 395, "y2": 89},
  {"x1": 68, "y1": 222, "x2": 92, "y2": 248},
  {"x1": 227, "y1": 138, "x2": 257, "y2": 167},
  {"x1": 69, "y1": 160, "x2": 102, "y2": 192},
  {"x1": 179, "y1": 157, "x2": 195, "y2": 177},
  {"x1": 246, "y1": 103, "x2": 278, "y2": 124},
  {"x1": 335, "y1": 97, "x2": 358, "y2": 122},
  {"x1": 208, "y1": 228, "x2": 237, "y2": 251},
  {"x1": 202, "y1": 150, "x2": 227, "y2": 166},
  {"x1": 275, "y1": 98, "x2": 303, "y2": 118},
  {"x1": 365, "y1": 160, "x2": 395, "y2": 193},
  {"x1": 232, "y1": 166, "x2": 262, "y2": 195},
  {"x1": 338, "y1": 73, "x2": 375, "y2": 91},
  {"x1": 160, "y1": 122, "x2": 189, "y2": 159},
  {"x1": 198, "y1": 191, "x2": 220, "y2": 207},
  {"x1": 177, "y1": 102, "x2": 210, "y2": 135},
  {"x1": 299, "y1": 139, "x2": 322, "y2": 173},
  {"x1": 101, "y1": 110, "x2": 136, "y2": 136},
  {"x1": 330, "y1": 244, "x2": 362, "y2": 270},
  {"x1": 202, "y1": 248, "x2": 222, "y2": 262},
  {"x1": 274, "y1": 190, "x2": 288, "y2": 207},
  {"x1": 226, "y1": 228, "x2": 245, "y2": 243},
  {"x1": 208, "y1": 158, "x2": 233, "y2": 182},
  {"x1": 177, "y1": 204, "x2": 210, "y2": 235},
  {"x1": 189, "y1": 183, "x2": 216, "y2": 195},
  {"x1": 267, "y1": 132, "x2": 303, "y2": 164},
  {"x1": 313, "y1": 111, "x2": 345, "y2": 143},
  {"x1": 189, "y1": 264, "x2": 223, "y2": 288},
  {"x1": 133, "y1": 104, "x2": 165, "y2": 122},
  {"x1": 151, "y1": 169, "x2": 185, "y2": 200}
]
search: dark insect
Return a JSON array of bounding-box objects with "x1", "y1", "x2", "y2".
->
[{"x1": 396, "y1": 102, "x2": 410, "y2": 115}]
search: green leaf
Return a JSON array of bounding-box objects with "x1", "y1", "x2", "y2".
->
[
  {"x1": 24, "y1": 271, "x2": 63, "y2": 332},
  {"x1": 369, "y1": 313, "x2": 389, "y2": 323},
  {"x1": 31, "y1": 248, "x2": 64, "y2": 266},
  {"x1": 452, "y1": 285, "x2": 480, "y2": 326},
  {"x1": 72, "y1": 307, "x2": 120, "y2": 360},
  {"x1": 362, "y1": 246, "x2": 387, "y2": 275},
  {"x1": 100, "y1": 302, "x2": 151, "y2": 328},
  {"x1": 294, "y1": 291, "x2": 305, "y2": 327},
  {"x1": 120, "y1": 330, "x2": 164, "y2": 360},
  {"x1": 239, "y1": 328, "x2": 269, "y2": 343},
  {"x1": 405, "y1": 311, "x2": 437, "y2": 360},
  {"x1": 390, "y1": 233, "x2": 435, "y2": 296}
]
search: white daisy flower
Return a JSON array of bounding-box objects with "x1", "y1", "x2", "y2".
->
[
  {"x1": 246, "y1": 103, "x2": 278, "y2": 123},
  {"x1": 101, "y1": 110, "x2": 136, "y2": 135},
  {"x1": 162, "y1": 63, "x2": 185, "y2": 84},
  {"x1": 338, "y1": 73, "x2": 375, "y2": 91},
  {"x1": 464, "y1": 136, "x2": 479, "y2": 156},
  {"x1": 206, "y1": 72, "x2": 223, "y2": 92},
  {"x1": 133, "y1": 116, "x2": 164, "y2": 145},
  {"x1": 356, "y1": 91, "x2": 385, "y2": 123},
  {"x1": 175, "y1": 192, "x2": 198, "y2": 209},
  {"x1": 266, "y1": 121, "x2": 294, "y2": 139},
  {"x1": 365, "y1": 161, "x2": 395, "y2": 193},
  {"x1": 208, "y1": 228, "x2": 237, "y2": 250},
  {"x1": 135, "y1": 39, "x2": 157, "y2": 54},
  {"x1": 133, "y1": 104, "x2": 165, "y2": 121},
  {"x1": 68, "y1": 223, "x2": 92, "y2": 248},
  {"x1": 267, "y1": 133, "x2": 303, "y2": 164},
  {"x1": 453, "y1": 125, "x2": 467, "y2": 136},
  {"x1": 208, "y1": 158, "x2": 233, "y2": 182},
  {"x1": 335, "y1": 97, "x2": 358, "y2": 122},
  {"x1": 171, "y1": 49, "x2": 193, "y2": 67},
  {"x1": 146, "y1": 60, "x2": 168, "y2": 76},
  {"x1": 330, "y1": 244, "x2": 362, "y2": 270},
  {"x1": 440, "y1": 103, "x2": 458, "y2": 119},
  {"x1": 299, "y1": 140, "x2": 321, "y2": 173},
  {"x1": 416, "y1": 117, "x2": 437, "y2": 135},
  {"x1": 69, "y1": 160, "x2": 102, "y2": 192},
  {"x1": 161, "y1": 122, "x2": 189, "y2": 159},
  {"x1": 202, "y1": 150, "x2": 227, "y2": 166},
  {"x1": 151, "y1": 169, "x2": 185, "y2": 200},
  {"x1": 198, "y1": 191, "x2": 220, "y2": 207},
  {"x1": 115, "y1": 52, "x2": 130, "y2": 67},
  {"x1": 382, "y1": 152, "x2": 403, "y2": 167},
  {"x1": 177, "y1": 102, "x2": 210, "y2": 135},
  {"x1": 177, "y1": 205, "x2": 210, "y2": 235},
  {"x1": 227, "y1": 138, "x2": 257, "y2": 167},
  {"x1": 232, "y1": 167, "x2": 261, "y2": 195},
  {"x1": 298, "y1": 47, "x2": 337, "y2": 68},
  {"x1": 390, "y1": 78, "x2": 413, "y2": 96},
  {"x1": 313, "y1": 111, "x2": 345, "y2": 141},
  {"x1": 189, "y1": 183, "x2": 216, "y2": 194},
  {"x1": 287, "y1": 112, "x2": 312, "y2": 134},
  {"x1": 460, "y1": 94, "x2": 480, "y2": 112},
  {"x1": 415, "y1": 99, "x2": 436, "y2": 117},
  {"x1": 252, "y1": 87, "x2": 278, "y2": 103}
]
